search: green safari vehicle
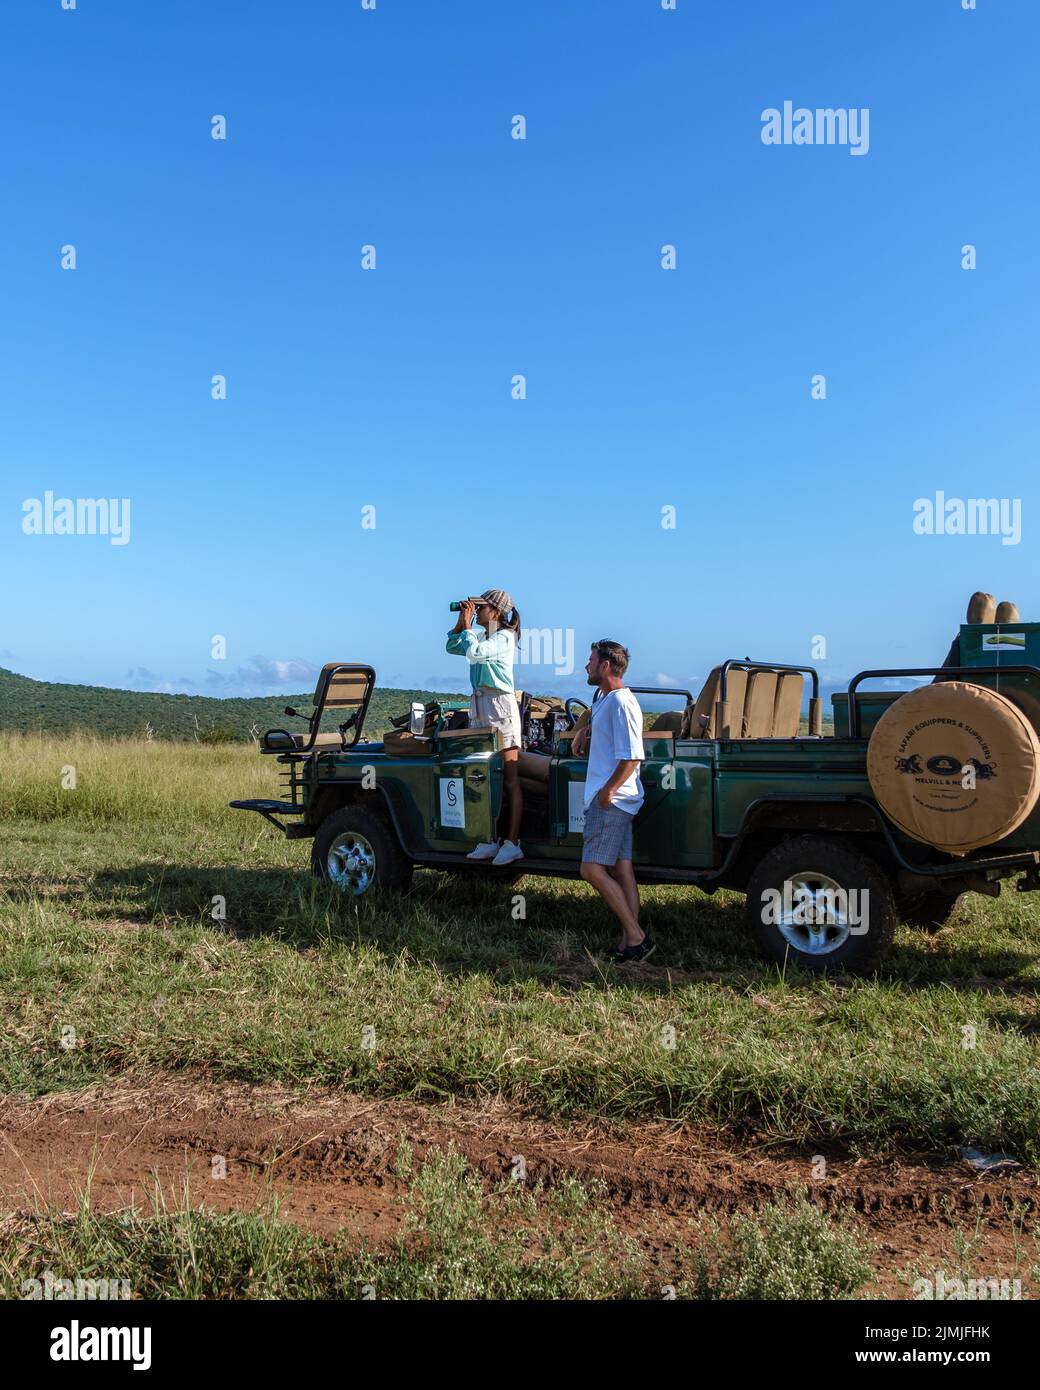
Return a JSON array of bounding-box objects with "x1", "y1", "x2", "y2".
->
[{"x1": 231, "y1": 627, "x2": 1040, "y2": 975}]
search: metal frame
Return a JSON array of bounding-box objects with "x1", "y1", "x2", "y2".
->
[
  {"x1": 628, "y1": 684, "x2": 695, "y2": 704},
  {"x1": 714, "y1": 660, "x2": 821, "y2": 739},
  {"x1": 719, "y1": 660, "x2": 820, "y2": 702},
  {"x1": 228, "y1": 798, "x2": 308, "y2": 836},
  {"x1": 262, "y1": 664, "x2": 376, "y2": 755},
  {"x1": 844, "y1": 665, "x2": 1040, "y2": 738}
]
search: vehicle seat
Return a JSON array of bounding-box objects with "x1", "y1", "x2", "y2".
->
[
  {"x1": 313, "y1": 663, "x2": 372, "y2": 709},
  {"x1": 683, "y1": 667, "x2": 749, "y2": 738},
  {"x1": 263, "y1": 729, "x2": 348, "y2": 753},
  {"x1": 648, "y1": 710, "x2": 683, "y2": 734},
  {"x1": 772, "y1": 672, "x2": 803, "y2": 737},
  {"x1": 741, "y1": 671, "x2": 778, "y2": 737}
]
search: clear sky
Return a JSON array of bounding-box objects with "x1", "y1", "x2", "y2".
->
[{"x1": 1, "y1": 0, "x2": 1036, "y2": 701}]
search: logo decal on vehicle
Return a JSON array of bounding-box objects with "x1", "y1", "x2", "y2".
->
[
  {"x1": 926, "y1": 754, "x2": 962, "y2": 776},
  {"x1": 438, "y1": 777, "x2": 465, "y2": 830}
]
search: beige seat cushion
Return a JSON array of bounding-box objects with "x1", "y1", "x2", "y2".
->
[
  {"x1": 649, "y1": 710, "x2": 683, "y2": 733},
  {"x1": 685, "y1": 667, "x2": 749, "y2": 738},
  {"x1": 312, "y1": 664, "x2": 371, "y2": 708},
  {"x1": 772, "y1": 672, "x2": 803, "y2": 737},
  {"x1": 263, "y1": 728, "x2": 347, "y2": 753},
  {"x1": 741, "y1": 671, "x2": 778, "y2": 738},
  {"x1": 297, "y1": 731, "x2": 347, "y2": 750}
]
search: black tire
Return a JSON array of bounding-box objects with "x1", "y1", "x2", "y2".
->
[
  {"x1": 898, "y1": 890, "x2": 966, "y2": 933},
  {"x1": 311, "y1": 806, "x2": 412, "y2": 897},
  {"x1": 745, "y1": 834, "x2": 896, "y2": 975}
]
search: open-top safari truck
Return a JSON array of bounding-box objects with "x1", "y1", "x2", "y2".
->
[{"x1": 231, "y1": 620, "x2": 1040, "y2": 974}]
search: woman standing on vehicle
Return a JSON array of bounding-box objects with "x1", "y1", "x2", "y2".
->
[{"x1": 446, "y1": 588, "x2": 524, "y2": 866}]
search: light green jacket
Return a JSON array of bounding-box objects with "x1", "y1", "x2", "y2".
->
[{"x1": 446, "y1": 627, "x2": 517, "y2": 693}]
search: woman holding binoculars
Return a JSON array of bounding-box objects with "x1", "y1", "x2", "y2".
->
[{"x1": 446, "y1": 588, "x2": 524, "y2": 867}]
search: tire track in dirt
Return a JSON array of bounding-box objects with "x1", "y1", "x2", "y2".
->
[{"x1": 1, "y1": 1075, "x2": 1035, "y2": 1293}]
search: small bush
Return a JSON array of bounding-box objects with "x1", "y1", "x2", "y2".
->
[{"x1": 683, "y1": 1196, "x2": 873, "y2": 1300}]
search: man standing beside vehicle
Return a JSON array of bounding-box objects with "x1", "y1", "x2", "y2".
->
[{"x1": 572, "y1": 639, "x2": 654, "y2": 962}]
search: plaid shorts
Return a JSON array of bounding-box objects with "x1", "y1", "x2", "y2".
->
[{"x1": 581, "y1": 800, "x2": 634, "y2": 865}]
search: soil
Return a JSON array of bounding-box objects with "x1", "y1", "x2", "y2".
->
[{"x1": 1, "y1": 1076, "x2": 1036, "y2": 1297}]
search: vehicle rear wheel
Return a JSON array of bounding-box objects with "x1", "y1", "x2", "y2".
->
[
  {"x1": 745, "y1": 834, "x2": 896, "y2": 975},
  {"x1": 311, "y1": 806, "x2": 412, "y2": 897},
  {"x1": 898, "y1": 890, "x2": 966, "y2": 933}
]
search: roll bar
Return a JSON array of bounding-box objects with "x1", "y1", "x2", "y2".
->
[
  {"x1": 845, "y1": 665, "x2": 1040, "y2": 738},
  {"x1": 718, "y1": 661, "x2": 822, "y2": 738}
]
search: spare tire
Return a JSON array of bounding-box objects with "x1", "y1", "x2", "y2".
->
[{"x1": 867, "y1": 681, "x2": 1040, "y2": 854}]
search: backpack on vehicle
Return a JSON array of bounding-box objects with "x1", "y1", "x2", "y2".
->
[{"x1": 522, "y1": 694, "x2": 569, "y2": 754}]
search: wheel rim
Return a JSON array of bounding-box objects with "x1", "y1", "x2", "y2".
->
[
  {"x1": 327, "y1": 831, "x2": 376, "y2": 895},
  {"x1": 776, "y1": 870, "x2": 852, "y2": 955}
]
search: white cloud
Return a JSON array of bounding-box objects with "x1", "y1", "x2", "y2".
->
[{"x1": 205, "y1": 655, "x2": 320, "y2": 695}]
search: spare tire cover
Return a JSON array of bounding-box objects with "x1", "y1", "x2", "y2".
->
[{"x1": 867, "y1": 681, "x2": 1040, "y2": 854}]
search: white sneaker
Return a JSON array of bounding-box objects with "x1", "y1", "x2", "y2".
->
[
  {"x1": 467, "y1": 841, "x2": 500, "y2": 861},
  {"x1": 492, "y1": 840, "x2": 524, "y2": 867}
]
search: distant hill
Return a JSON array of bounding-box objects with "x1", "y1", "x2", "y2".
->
[
  {"x1": 0, "y1": 668, "x2": 466, "y2": 742},
  {"x1": 0, "y1": 666, "x2": 840, "y2": 743}
]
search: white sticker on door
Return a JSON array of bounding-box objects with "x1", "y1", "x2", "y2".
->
[
  {"x1": 568, "y1": 781, "x2": 586, "y2": 834},
  {"x1": 439, "y1": 776, "x2": 465, "y2": 829}
]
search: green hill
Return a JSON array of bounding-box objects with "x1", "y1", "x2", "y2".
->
[{"x1": 0, "y1": 668, "x2": 466, "y2": 743}]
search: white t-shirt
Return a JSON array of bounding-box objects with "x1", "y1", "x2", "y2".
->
[{"x1": 583, "y1": 687, "x2": 645, "y2": 814}]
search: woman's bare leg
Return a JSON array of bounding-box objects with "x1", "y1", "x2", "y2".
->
[{"x1": 503, "y1": 748, "x2": 523, "y2": 843}]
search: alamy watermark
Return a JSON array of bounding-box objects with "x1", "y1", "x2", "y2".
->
[
  {"x1": 760, "y1": 883, "x2": 869, "y2": 935},
  {"x1": 22, "y1": 491, "x2": 131, "y2": 546},
  {"x1": 913, "y1": 1270, "x2": 1023, "y2": 1301},
  {"x1": 761, "y1": 101, "x2": 870, "y2": 156},
  {"x1": 460, "y1": 626, "x2": 575, "y2": 677},
  {"x1": 912, "y1": 492, "x2": 1021, "y2": 546},
  {"x1": 21, "y1": 1270, "x2": 130, "y2": 1300}
]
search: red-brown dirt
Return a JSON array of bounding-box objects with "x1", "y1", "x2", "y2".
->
[{"x1": 1, "y1": 1076, "x2": 1036, "y2": 1296}]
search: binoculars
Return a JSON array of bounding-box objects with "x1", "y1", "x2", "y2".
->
[{"x1": 449, "y1": 600, "x2": 471, "y2": 612}]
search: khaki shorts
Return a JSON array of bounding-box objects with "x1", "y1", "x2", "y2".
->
[{"x1": 471, "y1": 688, "x2": 521, "y2": 750}]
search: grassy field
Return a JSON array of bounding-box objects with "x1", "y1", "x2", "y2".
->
[
  {"x1": 3, "y1": 730, "x2": 1039, "y2": 1152},
  {"x1": 1, "y1": 732, "x2": 1038, "y2": 1298}
]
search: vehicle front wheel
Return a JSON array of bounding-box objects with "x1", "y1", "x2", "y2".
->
[
  {"x1": 745, "y1": 834, "x2": 895, "y2": 975},
  {"x1": 311, "y1": 806, "x2": 412, "y2": 898}
]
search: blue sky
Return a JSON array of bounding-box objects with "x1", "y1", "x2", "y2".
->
[{"x1": 1, "y1": 0, "x2": 1036, "y2": 702}]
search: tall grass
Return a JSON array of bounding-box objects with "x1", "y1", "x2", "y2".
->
[{"x1": 0, "y1": 732, "x2": 279, "y2": 829}]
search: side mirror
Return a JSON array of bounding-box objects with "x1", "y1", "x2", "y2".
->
[
  {"x1": 284, "y1": 706, "x2": 300, "y2": 718},
  {"x1": 408, "y1": 701, "x2": 426, "y2": 735}
]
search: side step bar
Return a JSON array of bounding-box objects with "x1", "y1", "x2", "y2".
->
[{"x1": 229, "y1": 799, "x2": 313, "y2": 839}]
